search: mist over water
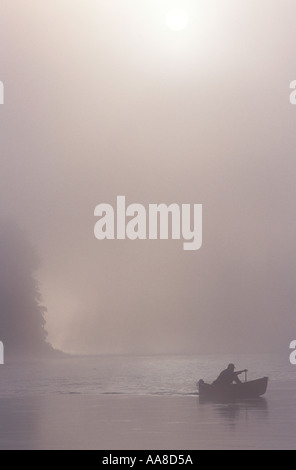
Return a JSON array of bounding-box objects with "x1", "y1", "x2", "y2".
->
[
  {"x1": 0, "y1": 353, "x2": 293, "y2": 398},
  {"x1": 1, "y1": 1, "x2": 296, "y2": 451},
  {"x1": 0, "y1": 354, "x2": 295, "y2": 450},
  {"x1": 0, "y1": 2, "x2": 295, "y2": 357}
]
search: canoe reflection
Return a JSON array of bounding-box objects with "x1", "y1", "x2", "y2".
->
[{"x1": 198, "y1": 397, "x2": 269, "y2": 426}]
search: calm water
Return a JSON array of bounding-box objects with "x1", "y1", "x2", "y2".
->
[
  {"x1": 0, "y1": 353, "x2": 294, "y2": 397},
  {"x1": 0, "y1": 354, "x2": 295, "y2": 449}
]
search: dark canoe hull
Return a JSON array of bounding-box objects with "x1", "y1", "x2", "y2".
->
[{"x1": 198, "y1": 377, "x2": 268, "y2": 400}]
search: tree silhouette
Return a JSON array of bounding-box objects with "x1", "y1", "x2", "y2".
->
[{"x1": 0, "y1": 221, "x2": 55, "y2": 356}]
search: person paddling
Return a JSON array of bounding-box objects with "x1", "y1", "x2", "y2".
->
[{"x1": 213, "y1": 364, "x2": 248, "y2": 386}]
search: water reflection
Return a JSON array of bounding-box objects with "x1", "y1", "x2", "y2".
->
[{"x1": 198, "y1": 397, "x2": 269, "y2": 428}]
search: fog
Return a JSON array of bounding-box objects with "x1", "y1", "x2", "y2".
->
[{"x1": 0, "y1": 1, "x2": 295, "y2": 355}]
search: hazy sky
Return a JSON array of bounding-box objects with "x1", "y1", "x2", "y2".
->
[{"x1": 0, "y1": 1, "x2": 295, "y2": 354}]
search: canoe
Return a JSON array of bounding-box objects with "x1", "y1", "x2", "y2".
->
[{"x1": 198, "y1": 377, "x2": 268, "y2": 400}]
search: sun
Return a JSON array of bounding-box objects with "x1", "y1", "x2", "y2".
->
[{"x1": 166, "y1": 9, "x2": 189, "y2": 32}]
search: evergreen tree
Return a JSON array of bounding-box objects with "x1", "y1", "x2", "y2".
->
[{"x1": 0, "y1": 222, "x2": 54, "y2": 356}]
